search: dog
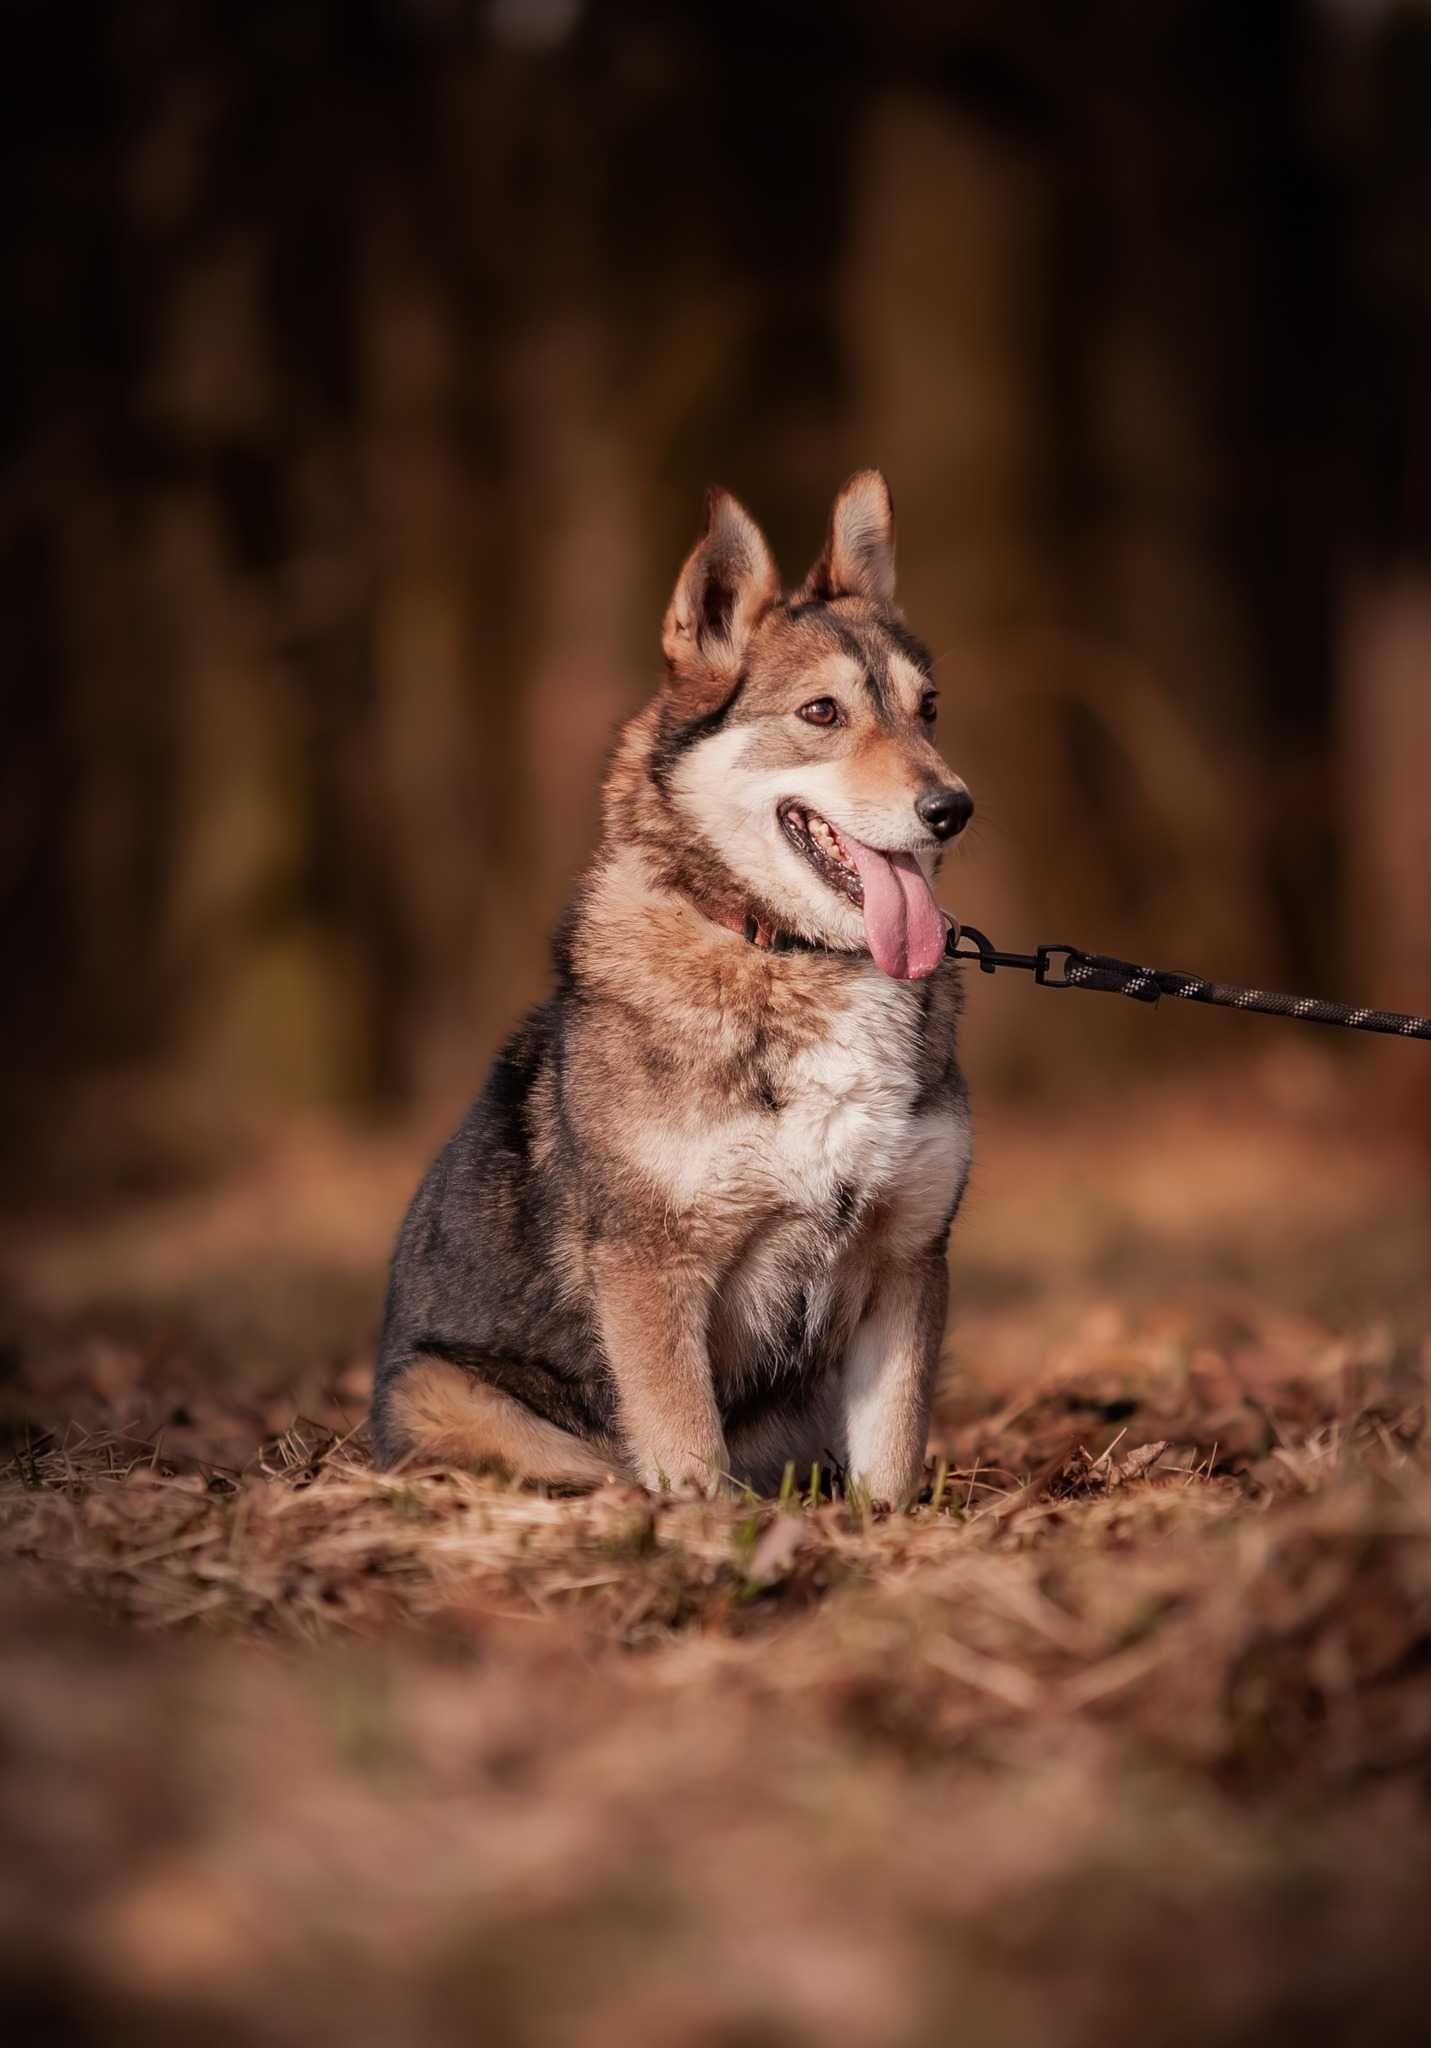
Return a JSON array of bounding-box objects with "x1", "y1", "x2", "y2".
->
[{"x1": 371, "y1": 470, "x2": 973, "y2": 1505}]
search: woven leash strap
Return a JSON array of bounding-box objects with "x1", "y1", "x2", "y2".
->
[
  {"x1": 947, "y1": 924, "x2": 1431, "y2": 1042},
  {"x1": 1064, "y1": 951, "x2": 1431, "y2": 1040}
]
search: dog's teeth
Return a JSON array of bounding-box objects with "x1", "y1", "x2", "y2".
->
[{"x1": 812, "y1": 818, "x2": 848, "y2": 866}]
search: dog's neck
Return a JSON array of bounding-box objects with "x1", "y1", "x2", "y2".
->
[
  {"x1": 694, "y1": 889, "x2": 957, "y2": 968},
  {"x1": 696, "y1": 898, "x2": 859, "y2": 957}
]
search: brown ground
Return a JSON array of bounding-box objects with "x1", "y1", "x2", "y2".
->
[{"x1": 3, "y1": 1053, "x2": 1430, "y2": 2047}]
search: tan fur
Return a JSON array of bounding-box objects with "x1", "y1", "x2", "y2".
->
[
  {"x1": 847, "y1": 729, "x2": 938, "y2": 806},
  {"x1": 590, "y1": 1244, "x2": 728, "y2": 1490},
  {"x1": 801, "y1": 469, "x2": 897, "y2": 605},
  {"x1": 662, "y1": 488, "x2": 780, "y2": 690},
  {"x1": 386, "y1": 1357, "x2": 630, "y2": 1486}
]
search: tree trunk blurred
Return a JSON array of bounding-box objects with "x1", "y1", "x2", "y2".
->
[
  {"x1": 361, "y1": 202, "x2": 482, "y2": 1105},
  {"x1": 510, "y1": 323, "x2": 644, "y2": 960},
  {"x1": 1340, "y1": 575, "x2": 1431, "y2": 1137}
]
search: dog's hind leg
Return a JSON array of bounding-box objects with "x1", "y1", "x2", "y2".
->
[{"x1": 379, "y1": 1355, "x2": 628, "y2": 1489}]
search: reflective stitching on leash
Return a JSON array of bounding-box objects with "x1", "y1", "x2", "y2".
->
[{"x1": 946, "y1": 925, "x2": 1431, "y2": 1043}]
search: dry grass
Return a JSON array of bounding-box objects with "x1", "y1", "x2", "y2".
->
[{"x1": 2, "y1": 1070, "x2": 1431, "y2": 2045}]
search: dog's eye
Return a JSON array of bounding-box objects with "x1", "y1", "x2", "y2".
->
[
  {"x1": 797, "y1": 697, "x2": 841, "y2": 728},
  {"x1": 919, "y1": 691, "x2": 939, "y2": 724}
]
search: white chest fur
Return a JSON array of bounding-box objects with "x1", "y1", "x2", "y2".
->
[
  {"x1": 775, "y1": 970, "x2": 929, "y2": 1187},
  {"x1": 619, "y1": 966, "x2": 970, "y2": 1251}
]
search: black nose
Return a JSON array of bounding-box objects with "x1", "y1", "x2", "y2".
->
[{"x1": 915, "y1": 785, "x2": 973, "y2": 842}]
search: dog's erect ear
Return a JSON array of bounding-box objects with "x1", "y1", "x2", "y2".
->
[
  {"x1": 799, "y1": 469, "x2": 896, "y2": 606},
  {"x1": 662, "y1": 489, "x2": 779, "y2": 686}
]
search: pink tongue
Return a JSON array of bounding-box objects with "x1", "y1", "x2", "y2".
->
[{"x1": 843, "y1": 836, "x2": 947, "y2": 981}]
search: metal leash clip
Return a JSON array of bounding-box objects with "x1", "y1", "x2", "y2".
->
[
  {"x1": 947, "y1": 921, "x2": 1076, "y2": 987},
  {"x1": 1034, "y1": 944, "x2": 1077, "y2": 988}
]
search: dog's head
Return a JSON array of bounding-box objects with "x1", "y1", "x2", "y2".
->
[{"x1": 655, "y1": 471, "x2": 972, "y2": 980}]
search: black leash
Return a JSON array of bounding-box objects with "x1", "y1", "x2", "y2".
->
[{"x1": 945, "y1": 923, "x2": 1431, "y2": 1043}]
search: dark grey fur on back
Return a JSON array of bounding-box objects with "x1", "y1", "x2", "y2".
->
[{"x1": 374, "y1": 1003, "x2": 619, "y2": 1453}]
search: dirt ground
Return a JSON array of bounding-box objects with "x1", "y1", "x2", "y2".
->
[{"x1": 3, "y1": 1048, "x2": 1430, "y2": 2047}]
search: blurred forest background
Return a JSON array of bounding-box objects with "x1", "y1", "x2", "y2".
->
[
  {"x1": 5, "y1": 0, "x2": 1431, "y2": 1183},
  {"x1": 5, "y1": 15, "x2": 1431, "y2": 2036}
]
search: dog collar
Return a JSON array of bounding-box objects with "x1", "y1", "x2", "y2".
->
[
  {"x1": 707, "y1": 904, "x2": 845, "y2": 955},
  {"x1": 700, "y1": 900, "x2": 959, "y2": 963}
]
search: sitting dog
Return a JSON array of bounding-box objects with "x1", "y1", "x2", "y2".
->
[{"x1": 372, "y1": 471, "x2": 973, "y2": 1505}]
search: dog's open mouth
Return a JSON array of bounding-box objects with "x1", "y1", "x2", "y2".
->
[
  {"x1": 776, "y1": 799, "x2": 948, "y2": 983},
  {"x1": 778, "y1": 801, "x2": 864, "y2": 908}
]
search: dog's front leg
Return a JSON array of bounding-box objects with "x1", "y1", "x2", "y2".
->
[
  {"x1": 842, "y1": 1251, "x2": 948, "y2": 1509},
  {"x1": 592, "y1": 1246, "x2": 728, "y2": 1494}
]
